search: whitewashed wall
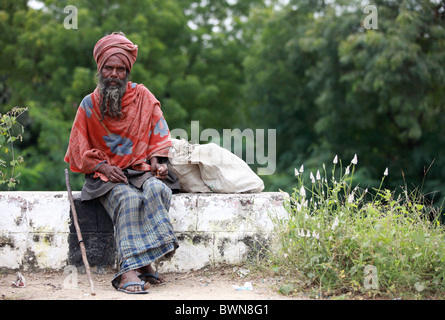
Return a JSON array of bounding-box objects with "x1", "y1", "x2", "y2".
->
[{"x1": 0, "y1": 192, "x2": 287, "y2": 273}]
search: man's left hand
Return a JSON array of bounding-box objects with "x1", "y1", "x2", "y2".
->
[
  {"x1": 150, "y1": 157, "x2": 168, "y2": 179},
  {"x1": 154, "y1": 163, "x2": 168, "y2": 179}
]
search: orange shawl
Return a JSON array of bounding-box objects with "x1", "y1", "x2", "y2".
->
[{"x1": 64, "y1": 81, "x2": 171, "y2": 182}]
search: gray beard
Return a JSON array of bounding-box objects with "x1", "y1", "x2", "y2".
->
[{"x1": 97, "y1": 73, "x2": 128, "y2": 120}]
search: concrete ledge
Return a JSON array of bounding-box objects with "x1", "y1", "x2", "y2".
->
[{"x1": 0, "y1": 191, "x2": 287, "y2": 273}]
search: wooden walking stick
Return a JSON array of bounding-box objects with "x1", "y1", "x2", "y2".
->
[{"x1": 65, "y1": 169, "x2": 96, "y2": 296}]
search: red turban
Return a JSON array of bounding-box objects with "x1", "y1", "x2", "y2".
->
[{"x1": 93, "y1": 33, "x2": 138, "y2": 73}]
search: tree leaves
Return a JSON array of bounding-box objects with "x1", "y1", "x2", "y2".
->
[
  {"x1": 244, "y1": 0, "x2": 445, "y2": 202},
  {"x1": 0, "y1": 0, "x2": 444, "y2": 200}
]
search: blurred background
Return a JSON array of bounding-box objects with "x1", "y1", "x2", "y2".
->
[{"x1": 1, "y1": 0, "x2": 444, "y2": 209}]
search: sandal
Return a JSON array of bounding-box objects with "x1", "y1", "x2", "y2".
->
[
  {"x1": 117, "y1": 281, "x2": 149, "y2": 294},
  {"x1": 138, "y1": 272, "x2": 165, "y2": 285}
]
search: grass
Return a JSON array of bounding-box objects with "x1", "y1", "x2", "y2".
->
[{"x1": 263, "y1": 155, "x2": 445, "y2": 299}]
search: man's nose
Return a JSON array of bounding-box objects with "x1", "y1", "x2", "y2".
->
[{"x1": 110, "y1": 68, "x2": 118, "y2": 78}]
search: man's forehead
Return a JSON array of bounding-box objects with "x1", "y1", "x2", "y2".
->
[{"x1": 104, "y1": 55, "x2": 126, "y2": 67}]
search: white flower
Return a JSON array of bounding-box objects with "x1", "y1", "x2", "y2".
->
[
  {"x1": 299, "y1": 164, "x2": 304, "y2": 173},
  {"x1": 312, "y1": 230, "x2": 320, "y2": 239},
  {"x1": 300, "y1": 186, "x2": 306, "y2": 198},
  {"x1": 294, "y1": 168, "x2": 299, "y2": 176},
  {"x1": 316, "y1": 170, "x2": 321, "y2": 180},
  {"x1": 348, "y1": 193, "x2": 354, "y2": 204},
  {"x1": 384, "y1": 167, "x2": 389, "y2": 176},
  {"x1": 306, "y1": 230, "x2": 311, "y2": 237},
  {"x1": 345, "y1": 166, "x2": 350, "y2": 175},
  {"x1": 331, "y1": 216, "x2": 339, "y2": 230},
  {"x1": 333, "y1": 155, "x2": 338, "y2": 164},
  {"x1": 351, "y1": 154, "x2": 358, "y2": 165},
  {"x1": 310, "y1": 172, "x2": 315, "y2": 183}
]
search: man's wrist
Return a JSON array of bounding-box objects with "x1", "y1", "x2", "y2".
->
[
  {"x1": 149, "y1": 157, "x2": 159, "y2": 166},
  {"x1": 96, "y1": 161, "x2": 109, "y2": 173},
  {"x1": 94, "y1": 160, "x2": 107, "y2": 172}
]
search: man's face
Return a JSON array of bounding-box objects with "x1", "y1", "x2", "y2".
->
[
  {"x1": 101, "y1": 55, "x2": 128, "y2": 84},
  {"x1": 97, "y1": 55, "x2": 129, "y2": 119}
]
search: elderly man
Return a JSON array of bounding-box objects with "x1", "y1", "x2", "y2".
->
[{"x1": 65, "y1": 32, "x2": 179, "y2": 294}]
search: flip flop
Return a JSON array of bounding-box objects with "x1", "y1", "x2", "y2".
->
[
  {"x1": 138, "y1": 272, "x2": 166, "y2": 285},
  {"x1": 117, "y1": 281, "x2": 149, "y2": 294}
]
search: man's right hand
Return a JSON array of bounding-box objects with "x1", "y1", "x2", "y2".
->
[{"x1": 97, "y1": 163, "x2": 128, "y2": 183}]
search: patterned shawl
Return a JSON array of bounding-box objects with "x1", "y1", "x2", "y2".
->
[{"x1": 64, "y1": 81, "x2": 171, "y2": 182}]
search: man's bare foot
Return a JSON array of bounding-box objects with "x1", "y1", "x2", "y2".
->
[
  {"x1": 137, "y1": 264, "x2": 165, "y2": 284},
  {"x1": 118, "y1": 270, "x2": 150, "y2": 293}
]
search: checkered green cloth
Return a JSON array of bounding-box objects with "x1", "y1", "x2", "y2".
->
[{"x1": 101, "y1": 177, "x2": 177, "y2": 289}]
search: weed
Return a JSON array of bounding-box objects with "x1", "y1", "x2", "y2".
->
[
  {"x1": 0, "y1": 107, "x2": 27, "y2": 189},
  {"x1": 268, "y1": 155, "x2": 445, "y2": 299}
]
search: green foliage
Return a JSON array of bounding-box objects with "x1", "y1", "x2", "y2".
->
[
  {"x1": 0, "y1": 0, "x2": 263, "y2": 190},
  {"x1": 244, "y1": 0, "x2": 445, "y2": 204},
  {"x1": 268, "y1": 155, "x2": 445, "y2": 299},
  {"x1": 0, "y1": 107, "x2": 27, "y2": 189},
  {"x1": 0, "y1": 0, "x2": 444, "y2": 202}
]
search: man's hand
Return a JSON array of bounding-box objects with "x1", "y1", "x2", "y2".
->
[
  {"x1": 150, "y1": 157, "x2": 168, "y2": 179},
  {"x1": 97, "y1": 163, "x2": 128, "y2": 183}
]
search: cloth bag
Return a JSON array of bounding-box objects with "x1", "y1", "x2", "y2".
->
[
  {"x1": 168, "y1": 139, "x2": 211, "y2": 193},
  {"x1": 168, "y1": 139, "x2": 264, "y2": 193}
]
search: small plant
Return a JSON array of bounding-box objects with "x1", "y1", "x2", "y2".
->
[
  {"x1": 0, "y1": 107, "x2": 27, "y2": 189},
  {"x1": 270, "y1": 154, "x2": 445, "y2": 299}
]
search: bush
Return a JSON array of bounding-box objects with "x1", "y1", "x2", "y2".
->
[{"x1": 269, "y1": 155, "x2": 445, "y2": 299}]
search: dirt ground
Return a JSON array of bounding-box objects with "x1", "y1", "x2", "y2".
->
[{"x1": 0, "y1": 266, "x2": 306, "y2": 301}]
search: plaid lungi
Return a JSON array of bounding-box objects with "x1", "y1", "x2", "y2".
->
[{"x1": 100, "y1": 177, "x2": 177, "y2": 289}]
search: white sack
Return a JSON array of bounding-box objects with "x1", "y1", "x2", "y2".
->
[
  {"x1": 169, "y1": 139, "x2": 211, "y2": 193},
  {"x1": 169, "y1": 139, "x2": 264, "y2": 193}
]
